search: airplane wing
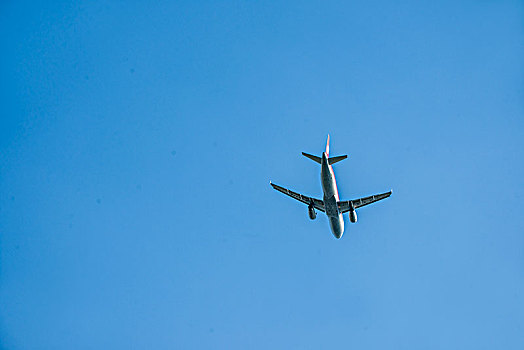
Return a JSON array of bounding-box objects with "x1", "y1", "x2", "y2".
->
[
  {"x1": 270, "y1": 182, "x2": 325, "y2": 212},
  {"x1": 338, "y1": 190, "x2": 392, "y2": 213}
]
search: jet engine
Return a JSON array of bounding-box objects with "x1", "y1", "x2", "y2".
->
[
  {"x1": 308, "y1": 204, "x2": 317, "y2": 220},
  {"x1": 348, "y1": 201, "x2": 357, "y2": 223},
  {"x1": 349, "y1": 209, "x2": 357, "y2": 223}
]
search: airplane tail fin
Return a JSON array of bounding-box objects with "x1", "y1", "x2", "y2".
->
[
  {"x1": 302, "y1": 135, "x2": 348, "y2": 165},
  {"x1": 302, "y1": 152, "x2": 348, "y2": 164}
]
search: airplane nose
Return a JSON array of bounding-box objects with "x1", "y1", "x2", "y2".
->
[{"x1": 332, "y1": 228, "x2": 343, "y2": 239}]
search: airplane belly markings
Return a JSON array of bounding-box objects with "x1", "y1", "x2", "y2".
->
[{"x1": 270, "y1": 135, "x2": 391, "y2": 239}]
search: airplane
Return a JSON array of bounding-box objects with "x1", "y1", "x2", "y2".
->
[{"x1": 270, "y1": 135, "x2": 392, "y2": 239}]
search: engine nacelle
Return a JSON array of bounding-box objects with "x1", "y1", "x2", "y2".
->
[
  {"x1": 349, "y1": 209, "x2": 357, "y2": 223},
  {"x1": 308, "y1": 204, "x2": 317, "y2": 220}
]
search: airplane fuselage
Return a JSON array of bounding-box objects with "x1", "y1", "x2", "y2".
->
[{"x1": 321, "y1": 152, "x2": 344, "y2": 238}]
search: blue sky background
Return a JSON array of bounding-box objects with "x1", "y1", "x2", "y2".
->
[{"x1": 1, "y1": 0, "x2": 523, "y2": 348}]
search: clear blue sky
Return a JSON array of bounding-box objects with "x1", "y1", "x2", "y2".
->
[{"x1": 1, "y1": 0, "x2": 523, "y2": 348}]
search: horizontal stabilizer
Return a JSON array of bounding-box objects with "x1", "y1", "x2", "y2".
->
[
  {"x1": 302, "y1": 152, "x2": 321, "y2": 164},
  {"x1": 328, "y1": 155, "x2": 348, "y2": 164}
]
